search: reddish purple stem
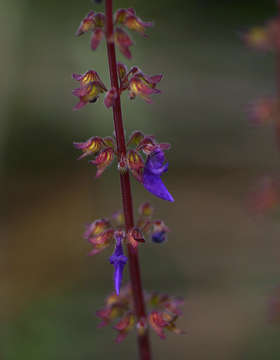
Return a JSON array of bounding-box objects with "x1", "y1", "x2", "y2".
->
[
  {"x1": 105, "y1": 1, "x2": 152, "y2": 359},
  {"x1": 276, "y1": 0, "x2": 280, "y2": 149}
]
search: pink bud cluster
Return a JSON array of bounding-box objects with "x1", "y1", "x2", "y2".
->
[
  {"x1": 83, "y1": 201, "x2": 169, "y2": 256},
  {"x1": 96, "y1": 285, "x2": 184, "y2": 343},
  {"x1": 74, "y1": 130, "x2": 171, "y2": 183},
  {"x1": 76, "y1": 8, "x2": 152, "y2": 58}
]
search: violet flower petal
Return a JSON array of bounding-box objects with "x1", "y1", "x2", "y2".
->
[
  {"x1": 109, "y1": 233, "x2": 127, "y2": 295},
  {"x1": 143, "y1": 149, "x2": 174, "y2": 202},
  {"x1": 152, "y1": 231, "x2": 167, "y2": 244}
]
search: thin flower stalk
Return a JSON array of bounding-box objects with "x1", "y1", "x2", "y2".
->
[{"x1": 105, "y1": 1, "x2": 151, "y2": 358}]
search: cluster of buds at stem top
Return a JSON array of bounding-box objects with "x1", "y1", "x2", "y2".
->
[
  {"x1": 83, "y1": 202, "x2": 169, "y2": 293},
  {"x1": 74, "y1": 130, "x2": 174, "y2": 201},
  {"x1": 73, "y1": 10, "x2": 160, "y2": 109},
  {"x1": 96, "y1": 284, "x2": 185, "y2": 343},
  {"x1": 76, "y1": 8, "x2": 152, "y2": 58}
]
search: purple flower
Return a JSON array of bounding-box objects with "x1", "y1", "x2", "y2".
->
[
  {"x1": 110, "y1": 231, "x2": 128, "y2": 295},
  {"x1": 143, "y1": 148, "x2": 174, "y2": 202},
  {"x1": 152, "y1": 231, "x2": 167, "y2": 244}
]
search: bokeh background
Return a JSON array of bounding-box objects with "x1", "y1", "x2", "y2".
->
[{"x1": 2, "y1": 0, "x2": 280, "y2": 359}]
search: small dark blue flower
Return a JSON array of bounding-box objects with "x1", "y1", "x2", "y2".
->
[
  {"x1": 143, "y1": 148, "x2": 174, "y2": 202},
  {"x1": 152, "y1": 231, "x2": 167, "y2": 244},
  {"x1": 110, "y1": 231, "x2": 128, "y2": 295}
]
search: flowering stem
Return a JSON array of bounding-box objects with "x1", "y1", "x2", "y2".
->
[{"x1": 105, "y1": 1, "x2": 152, "y2": 359}]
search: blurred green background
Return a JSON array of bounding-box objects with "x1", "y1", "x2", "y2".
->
[{"x1": 2, "y1": 0, "x2": 280, "y2": 359}]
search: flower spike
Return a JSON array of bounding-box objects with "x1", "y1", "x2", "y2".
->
[
  {"x1": 110, "y1": 231, "x2": 128, "y2": 295},
  {"x1": 143, "y1": 148, "x2": 174, "y2": 202},
  {"x1": 73, "y1": 3, "x2": 180, "y2": 355}
]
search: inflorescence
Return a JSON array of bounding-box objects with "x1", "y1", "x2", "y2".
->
[{"x1": 72, "y1": 4, "x2": 184, "y2": 346}]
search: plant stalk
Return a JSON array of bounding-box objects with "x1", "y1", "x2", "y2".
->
[
  {"x1": 276, "y1": 0, "x2": 280, "y2": 149},
  {"x1": 105, "y1": 1, "x2": 152, "y2": 359}
]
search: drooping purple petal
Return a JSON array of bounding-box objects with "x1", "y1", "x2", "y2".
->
[
  {"x1": 143, "y1": 148, "x2": 174, "y2": 202},
  {"x1": 109, "y1": 232, "x2": 127, "y2": 295}
]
